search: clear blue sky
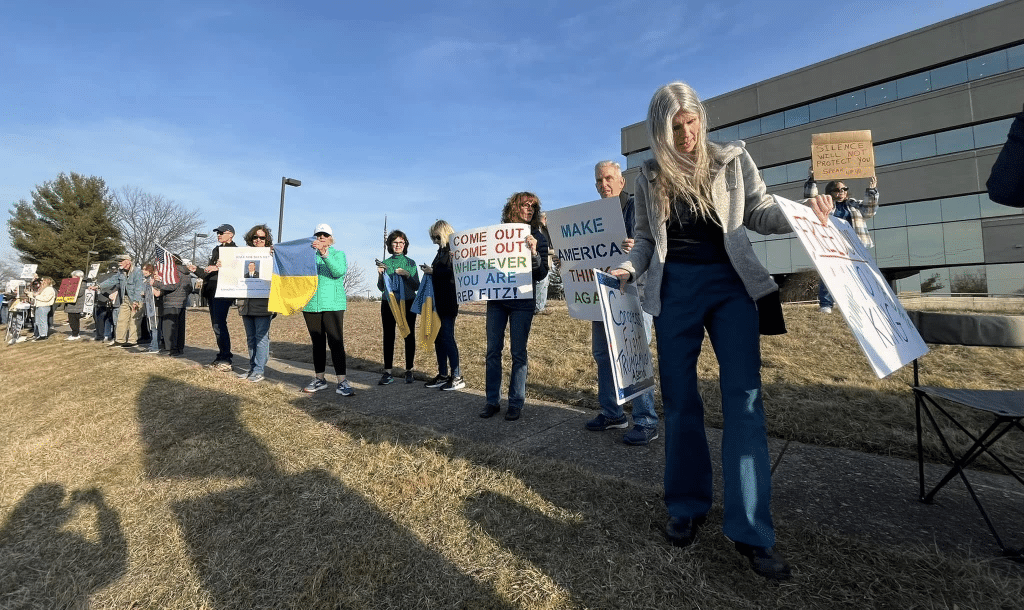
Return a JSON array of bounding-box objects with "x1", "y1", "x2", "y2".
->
[{"x1": 0, "y1": 0, "x2": 997, "y2": 292}]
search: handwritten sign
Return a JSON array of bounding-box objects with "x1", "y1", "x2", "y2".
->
[
  {"x1": 82, "y1": 289, "x2": 95, "y2": 317},
  {"x1": 20, "y1": 264, "x2": 37, "y2": 279},
  {"x1": 214, "y1": 247, "x2": 273, "y2": 298},
  {"x1": 812, "y1": 130, "x2": 874, "y2": 181},
  {"x1": 55, "y1": 277, "x2": 82, "y2": 304},
  {"x1": 595, "y1": 270, "x2": 656, "y2": 403},
  {"x1": 776, "y1": 196, "x2": 927, "y2": 378},
  {"x1": 450, "y1": 223, "x2": 534, "y2": 304},
  {"x1": 545, "y1": 198, "x2": 628, "y2": 321}
]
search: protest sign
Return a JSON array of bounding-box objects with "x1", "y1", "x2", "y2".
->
[
  {"x1": 87, "y1": 263, "x2": 100, "y2": 280},
  {"x1": 811, "y1": 130, "x2": 874, "y2": 181},
  {"x1": 450, "y1": 224, "x2": 534, "y2": 304},
  {"x1": 20, "y1": 264, "x2": 37, "y2": 279},
  {"x1": 546, "y1": 198, "x2": 629, "y2": 321},
  {"x1": 82, "y1": 288, "x2": 95, "y2": 317},
  {"x1": 775, "y1": 196, "x2": 927, "y2": 378},
  {"x1": 214, "y1": 247, "x2": 273, "y2": 298},
  {"x1": 595, "y1": 270, "x2": 656, "y2": 404},
  {"x1": 55, "y1": 277, "x2": 82, "y2": 304}
]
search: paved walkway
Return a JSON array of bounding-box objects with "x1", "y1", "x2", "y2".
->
[{"x1": 192, "y1": 345, "x2": 1023, "y2": 563}]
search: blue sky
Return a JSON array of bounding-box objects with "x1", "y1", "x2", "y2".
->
[{"x1": 0, "y1": 0, "x2": 996, "y2": 293}]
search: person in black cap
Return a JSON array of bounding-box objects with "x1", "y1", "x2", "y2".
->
[{"x1": 187, "y1": 223, "x2": 237, "y2": 371}]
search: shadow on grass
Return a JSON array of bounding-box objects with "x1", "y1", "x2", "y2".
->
[
  {"x1": 136, "y1": 375, "x2": 513, "y2": 609},
  {"x1": 0, "y1": 484, "x2": 127, "y2": 608}
]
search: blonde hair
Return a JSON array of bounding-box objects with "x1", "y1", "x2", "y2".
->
[
  {"x1": 430, "y1": 219, "x2": 455, "y2": 245},
  {"x1": 646, "y1": 82, "x2": 716, "y2": 224}
]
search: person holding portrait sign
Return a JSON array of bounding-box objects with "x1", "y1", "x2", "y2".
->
[
  {"x1": 611, "y1": 82, "x2": 834, "y2": 581},
  {"x1": 236, "y1": 225, "x2": 275, "y2": 382}
]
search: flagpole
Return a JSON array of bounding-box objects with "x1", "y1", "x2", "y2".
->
[{"x1": 382, "y1": 215, "x2": 388, "y2": 260}]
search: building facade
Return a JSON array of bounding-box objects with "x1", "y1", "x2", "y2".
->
[{"x1": 620, "y1": 0, "x2": 1024, "y2": 296}]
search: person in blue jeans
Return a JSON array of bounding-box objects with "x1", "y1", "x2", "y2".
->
[
  {"x1": 815, "y1": 175, "x2": 879, "y2": 313},
  {"x1": 236, "y1": 224, "x2": 275, "y2": 382},
  {"x1": 188, "y1": 223, "x2": 237, "y2": 371},
  {"x1": 612, "y1": 82, "x2": 833, "y2": 581},
  {"x1": 480, "y1": 192, "x2": 550, "y2": 422},
  {"x1": 584, "y1": 160, "x2": 660, "y2": 445}
]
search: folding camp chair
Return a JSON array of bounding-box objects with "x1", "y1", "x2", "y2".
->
[{"x1": 908, "y1": 310, "x2": 1024, "y2": 562}]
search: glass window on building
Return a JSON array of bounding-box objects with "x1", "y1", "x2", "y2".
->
[
  {"x1": 874, "y1": 142, "x2": 902, "y2": 166},
  {"x1": 786, "y1": 161, "x2": 811, "y2": 183},
  {"x1": 808, "y1": 98, "x2": 837, "y2": 122},
  {"x1": 737, "y1": 119, "x2": 761, "y2": 139},
  {"x1": 894, "y1": 272, "x2": 921, "y2": 295},
  {"x1": 935, "y1": 126, "x2": 975, "y2": 155},
  {"x1": 1009, "y1": 44, "x2": 1024, "y2": 71},
  {"x1": 791, "y1": 238, "x2": 813, "y2": 271},
  {"x1": 908, "y1": 224, "x2": 946, "y2": 266},
  {"x1": 974, "y1": 118, "x2": 1014, "y2": 148},
  {"x1": 865, "y1": 81, "x2": 897, "y2": 107},
  {"x1": 897, "y1": 72, "x2": 932, "y2": 99},
  {"x1": 939, "y1": 194, "x2": 980, "y2": 222},
  {"x1": 981, "y1": 193, "x2": 1024, "y2": 218},
  {"x1": 920, "y1": 268, "x2": 951, "y2": 294},
  {"x1": 986, "y1": 263, "x2": 1024, "y2": 295},
  {"x1": 716, "y1": 124, "x2": 739, "y2": 143},
  {"x1": 930, "y1": 61, "x2": 968, "y2": 89},
  {"x1": 626, "y1": 149, "x2": 653, "y2": 170},
  {"x1": 761, "y1": 165, "x2": 788, "y2": 186},
  {"x1": 872, "y1": 203, "x2": 907, "y2": 229},
  {"x1": 874, "y1": 227, "x2": 910, "y2": 267},
  {"x1": 836, "y1": 89, "x2": 866, "y2": 114},
  {"x1": 949, "y1": 265, "x2": 988, "y2": 294},
  {"x1": 942, "y1": 220, "x2": 984, "y2": 265},
  {"x1": 785, "y1": 106, "x2": 810, "y2": 129},
  {"x1": 906, "y1": 200, "x2": 943, "y2": 225},
  {"x1": 760, "y1": 112, "x2": 785, "y2": 134},
  {"x1": 967, "y1": 49, "x2": 1009, "y2": 80},
  {"x1": 765, "y1": 239, "x2": 793, "y2": 274},
  {"x1": 901, "y1": 134, "x2": 938, "y2": 161}
]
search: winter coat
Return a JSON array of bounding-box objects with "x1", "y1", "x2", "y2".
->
[{"x1": 303, "y1": 247, "x2": 348, "y2": 313}]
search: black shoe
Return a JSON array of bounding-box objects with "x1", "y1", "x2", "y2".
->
[
  {"x1": 424, "y1": 374, "x2": 448, "y2": 388},
  {"x1": 479, "y1": 404, "x2": 500, "y2": 418},
  {"x1": 504, "y1": 405, "x2": 521, "y2": 421},
  {"x1": 734, "y1": 542, "x2": 792, "y2": 581},
  {"x1": 405, "y1": 371, "x2": 414, "y2": 384},
  {"x1": 378, "y1": 372, "x2": 394, "y2": 385},
  {"x1": 665, "y1": 515, "x2": 707, "y2": 548}
]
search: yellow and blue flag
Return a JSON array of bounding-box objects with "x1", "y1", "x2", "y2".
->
[
  {"x1": 382, "y1": 271, "x2": 411, "y2": 338},
  {"x1": 268, "y1": 238, "x2": 318, "y2": 315},
  {"x1": 411, "y1": 275, "x2": 441, "y2": 350}
]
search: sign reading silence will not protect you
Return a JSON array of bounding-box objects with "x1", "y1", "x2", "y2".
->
[{"x1": 811, "y1": 130, "x2": 874, "y2": 181}]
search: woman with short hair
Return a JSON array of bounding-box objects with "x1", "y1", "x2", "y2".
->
[
  {"x1": 301, "y1": 224, "x2": 353, "y2": 396},
  {"x1": 376, "y1": 229, "x2": 420, "y2": 385},
  {"x1": 64, "y1": 270, "x2": 88, "y2": 341}
]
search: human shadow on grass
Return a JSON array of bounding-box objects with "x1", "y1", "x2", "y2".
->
[
  {"x1": 137, "y1": 376, "x2": 513, "y2": 609},
  {"x1": 0, "y1": 484, "x2": 127, "y2": 608}
]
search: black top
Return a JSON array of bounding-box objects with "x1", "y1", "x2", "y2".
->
[{"x1": 664, "y1": 199, "x2": 728, "y2": 264}]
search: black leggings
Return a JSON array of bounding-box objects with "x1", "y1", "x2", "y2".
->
[
  {"x1": 303, "y1": 310, "x2": 346, "y2": 375},
  {"x1": 381, "y1": 300, "x2": 417, "y2": 370},
  {"x1": 68, "y1": 312, "x2": 82, "y2": 336}
]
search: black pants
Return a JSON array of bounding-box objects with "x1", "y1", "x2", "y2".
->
[
  {"x1": 303, "y1": 310, "x2": 346, "y2": 376},
  {"x1": 68, "y1": 312, "x2": 82, "y2": 336},
  {"x1": 380, "y1": 300, "x2": 417, "y2": 370},
  {"x1": 161, "y1": 308, "x2": 186, "y2": 354}
]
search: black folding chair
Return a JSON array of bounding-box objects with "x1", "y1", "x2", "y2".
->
[{"x1": 908, "y1": 310, "x2": 1024, "y2": 561}]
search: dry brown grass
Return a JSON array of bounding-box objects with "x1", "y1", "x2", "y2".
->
[{"x1": 2, "y1": 302, "x2": 1023, "y2": 608}]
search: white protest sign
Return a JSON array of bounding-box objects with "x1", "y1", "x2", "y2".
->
[
  {"x1": 775, "y1": 196, "x2": 928, "y2": 378},
  {"x1": 214, "y1": 247, "x2": 273, "y2": 298},
  {"x1": 595, "y1": 270, "x2": 656, "y2": 404},
  {"x1": 546, "y1": 198, "x2": 629, "y2": 321},
  {"x1": 82, "y1": 288, "x2": 95, "y2": 317},
  {"x1": 450, "y1": 224, "x2": 534, "y2": 304},
  {"x1": 87, "y1": 263, "x2": 100, "y2": 280},
  {"x1": 20, "y1": 264, "x2": 37, "y2": 279}
]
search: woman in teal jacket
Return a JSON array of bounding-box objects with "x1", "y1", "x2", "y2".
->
[{"x1": 301, "y1": 223, "x2": 354, "y2": 396}]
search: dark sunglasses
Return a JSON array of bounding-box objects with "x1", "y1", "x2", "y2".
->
[
  {"x1": 314, "y1": 232, "x2": 330, "y2": 238},
  {"x1": 829, "y1": 187, "x2": 849, "y2": 194},
  {"x1": 252, "y1": 235, "x2": 267, "y2": 240}
]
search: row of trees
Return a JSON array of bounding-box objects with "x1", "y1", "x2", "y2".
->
[{"x1": 5, "y1": 171, "x2": 367, "y2": 295}]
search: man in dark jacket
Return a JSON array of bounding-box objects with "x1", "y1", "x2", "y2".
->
[{"x1": 188, "y1": 223, "x2": 237, "y2": 370}]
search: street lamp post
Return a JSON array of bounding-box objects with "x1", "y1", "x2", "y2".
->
[
  {"x1": 192, "y1": 233, "x2": 208, "y2": 264},
  {"x1": 84, "y1": 250, "x2": 99, "y2": 279},
  {"x1": 278, "y1": 177, "x2": 302, "y2": 241}
]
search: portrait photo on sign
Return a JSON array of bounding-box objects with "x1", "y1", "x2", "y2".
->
[{"x1": 214, "y1": 247, "x2": 273, "y2": 298}]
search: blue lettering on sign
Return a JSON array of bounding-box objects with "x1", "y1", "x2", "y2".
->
[{"x1": 560, "y1": 217, "x2": 605, "y2": 238}]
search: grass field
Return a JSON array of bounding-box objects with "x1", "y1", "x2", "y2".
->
[{"x1": 1, "y1": 299, "x2": 1022, "y2": 608}]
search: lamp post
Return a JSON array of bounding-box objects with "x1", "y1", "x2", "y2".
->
[
  {"x1": 84, "y1": 250, "x2": 99, "y2": 279},
  {"x1": 192, "y1": 233, "x2": 208, "y2": 264},
  {"x1": 278, "y1": 177, "x2": 302, "y2": 241}
]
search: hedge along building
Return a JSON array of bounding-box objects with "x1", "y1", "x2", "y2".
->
[{"x1": 620, "y1": 0, "x2": 1024, "y2": 297}]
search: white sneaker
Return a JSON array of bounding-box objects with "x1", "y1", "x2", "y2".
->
[
  {"x1": 66, "y1": 335, "x2": 82, "y2": 341},
  {"x1": 819, "y1": 306, "x2": 832, "y2": 314}
]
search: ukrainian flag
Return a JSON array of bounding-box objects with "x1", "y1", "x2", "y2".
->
[
  {"x1": 411, "y1": 275, "x2": 441, "y2": 350},
  {"x1": 382, "y1": 272, "x2": 411, "y2": 338},
  {"x1": 268, "y1": 238, "x2": 318, "y2": 315}
]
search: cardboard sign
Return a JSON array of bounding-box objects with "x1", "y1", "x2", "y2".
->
[
  {"x1": 545, "y1": 198, "x2": 629, "y2": 321},
  {"x1": 811, "y1": 130, "x2": 874, "y2": 181},
  {"x1": 450, "y1": 223, "x2": 535, "y2": 304},
  {"x1": 20, "y1": 264, "x2": 37, "y2": 279},
  {"x1": 595, "y1": 270, "x2": 656, "y2": 403},
  {"x1": 214, "y1": 247, "x2": 273, "y2": 298},
  {"x1": 775, "y1": 196, "x2": 927, "y2": 378},
  {"x1": 55, "y1": 277, "x2": 82, "y2": 304}
]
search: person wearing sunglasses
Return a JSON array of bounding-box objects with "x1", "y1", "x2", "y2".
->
[
  {"x1": 817, "y1": 176, "x2": 879, "y2": 313},
  {"x1": 421, "y1": 220, "x2": 465, "y2": 391},
  {"x1": 236, "y1": 225, "x2": 274, "y2": 382},
  {"x1": 188, "y1": 223, "x2": 237, "y2": 370},
  {"x1": 376, "y1": 230, "x2": 420, "y2": 385}
]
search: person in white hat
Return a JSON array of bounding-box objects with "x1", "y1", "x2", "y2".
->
[{"x1": 301, "y1": 223, "x2": 355, "y2": 396}]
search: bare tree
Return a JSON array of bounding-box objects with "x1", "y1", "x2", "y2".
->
[
  {"x1": 344, "y1": 260, "x2": 368, "y2": 297},
  {"x1": 111, "y1": 186, "x2": 206, "y2": 264}
]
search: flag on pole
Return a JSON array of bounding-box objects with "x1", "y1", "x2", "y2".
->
[
  {"x1": 155, "y1": 243, "x2": 179, "y2": 284},
  {"x1": 268, "y1": 238, "x2": 318, "y2": 315}
]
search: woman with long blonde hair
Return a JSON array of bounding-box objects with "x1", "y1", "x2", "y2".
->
[{"x1": 613, "y1": 82, "x2": 833, "y2": 581}]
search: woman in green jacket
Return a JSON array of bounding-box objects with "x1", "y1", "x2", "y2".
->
[
  {"x1": 375, "y1": 229, "x2": 420, "y2": 385},
  {"x1": 301, "y1": 223, "x2": 354, "y2": 396}
]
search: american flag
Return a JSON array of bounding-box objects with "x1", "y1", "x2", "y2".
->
[{"x1": 155, "y1": 243, "x2": 179, "y2": 284}]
